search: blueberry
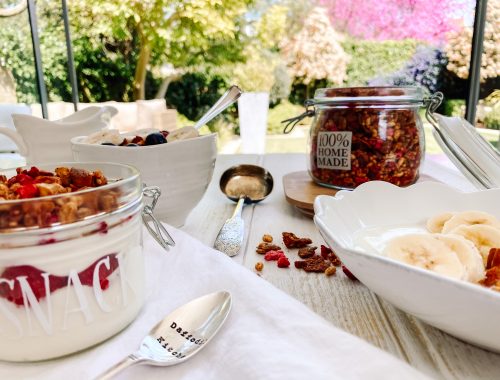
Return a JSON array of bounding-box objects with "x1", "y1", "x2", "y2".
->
[
  {"x1": 145, "y1": 132, "x2": 167, "y2": 145},
  {"x1": 101, "y1": 142, "x2": 115, "y2": 146},
  {"x1": 126, "y1": 143, "x2": 139, "y2": 147}
]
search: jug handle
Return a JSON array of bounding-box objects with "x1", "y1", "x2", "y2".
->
[{"x1": 0, "y1": 127, "x2": 28, "y2": 156}]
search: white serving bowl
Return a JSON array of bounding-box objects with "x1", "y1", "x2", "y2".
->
[
  {"x1": 71, "y1": 133, "x2": 217, "y2": 227},
  {"x1": 314, "y1": 181, "x2": 500, "y2": 353}
]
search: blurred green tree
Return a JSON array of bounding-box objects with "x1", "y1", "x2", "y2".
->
[{"x1": 0, "y1": 0, "x2": 253, "y2": 102}]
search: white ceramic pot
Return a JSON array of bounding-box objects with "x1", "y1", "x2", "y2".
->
[
  {"x1": 0, "y1": 106, "x2": 117, "y2": 165},
  {"x1": 71, "y1": 133, "x2": 217, "y2": 227}
]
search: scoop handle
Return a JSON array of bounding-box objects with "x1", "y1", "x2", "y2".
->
[{"x1": 95, "y1": 353, "x2": 143, "y2": 380}]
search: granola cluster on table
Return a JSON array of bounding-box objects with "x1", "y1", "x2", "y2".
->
[
  {"x1": 0, "y1": 166, "x2": 117, "y2": 229},
  {"x1": 254, "y1": 231, "x2": 357, "y2": 280}
]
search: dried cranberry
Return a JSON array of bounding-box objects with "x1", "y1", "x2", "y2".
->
[
  {"x1": 320, "y1": 245, "x2": 332, "y2": 260},
  {"x1": 24, "y1": 167, "x2": 40, "y2": 178},
  {"x1": 342, "y1": 265, "x2": 358, "y2": 281}
]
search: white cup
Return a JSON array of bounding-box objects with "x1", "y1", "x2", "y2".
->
[{"x1": 238, "y1": 92, "x2": 269, "y2": 154}]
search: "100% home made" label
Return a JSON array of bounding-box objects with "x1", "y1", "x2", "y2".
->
[{"x1": 316, "y1": 131, "x2": 352, "y2": 170}]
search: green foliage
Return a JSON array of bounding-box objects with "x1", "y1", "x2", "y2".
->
[
  {"x1": 255, "y1": 4, "x2": 288, "y2": 50},
  {"x1": 342, "y1": 39, "x2": 419, "y2": 86},
  {"x1": 442, "y1": 99, "x2": 465, "y2": 117},
  {"x1": 267, "y1": 100, "x2": 307, "y2": 134},
  {"x1": 233, "y1": 46, "x2": 275, "y2": 93},
  {"x1": 166, "y1": 72, "x2": 233, "y2": 129},
  {"x1": 0, "y1": 0, "x2": 254, "y2": 103},
  {"x1": 484, "y1": 103, "x2": 500, "y2": 131}
]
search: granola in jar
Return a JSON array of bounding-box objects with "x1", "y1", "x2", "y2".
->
[
  {"x1": 0, "y1": 166, "x2": 118, "y2": 230},
  {"x1": 307, "y1": 87, "x2": 425, "y2": 189}
]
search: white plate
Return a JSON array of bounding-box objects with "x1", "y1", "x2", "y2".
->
[{"x1": 314, "y1": 181, "x2": 500, "y2": 353}]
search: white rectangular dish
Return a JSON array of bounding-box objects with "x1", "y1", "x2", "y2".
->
[{"x1": 314, "y1": 181, "x2": 500, "y2": 353}]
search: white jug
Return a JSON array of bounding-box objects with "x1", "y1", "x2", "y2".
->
[{"x1": 0, "y1": 106, "x2": 117, "y2": 165}]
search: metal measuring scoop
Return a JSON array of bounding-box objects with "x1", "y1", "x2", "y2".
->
[
  {"x1": 96, "y1": 291, "x2": 231, "y2": 379},
  {"x1": 214, "y1": 165, "x2": 274, "y2": 257}
]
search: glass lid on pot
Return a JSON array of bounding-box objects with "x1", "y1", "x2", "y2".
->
[
  {"x1": 0, "y1": 162, "x2": 141, "y2": 233},
  {"x1": 312, "y1": 86, "x2": 424, "y2": 107}
]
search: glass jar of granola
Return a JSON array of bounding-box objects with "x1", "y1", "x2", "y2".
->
[{"x1": 307, "y1": 86, "x2": 425, "y2": 189}]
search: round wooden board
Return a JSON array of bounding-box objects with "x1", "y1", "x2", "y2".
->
[{"x1": 283, "y1": 171, "x2": 338, "y2": 217}]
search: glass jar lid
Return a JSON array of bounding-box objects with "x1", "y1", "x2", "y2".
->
[{"x1": 312, "y1": 86, "x2": 424, "y2": 107}]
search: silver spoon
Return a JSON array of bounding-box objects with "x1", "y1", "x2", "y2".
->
[
  {"x1": 96, "y1": 291, "x2": 232, "y2": 379},
  {"x1": 168, "y1": 85, "x2": 242, "y2": 141},
  {"x1": 214, "y1": 165, "x2": 274, "y2": 257},
  {"x1": 193, "y1": 85, "x2": 242, "y2": 130}
]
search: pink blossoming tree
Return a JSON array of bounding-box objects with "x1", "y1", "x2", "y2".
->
[{"x1": 320, "y1": 0, "x2": 469, "y2": 44}]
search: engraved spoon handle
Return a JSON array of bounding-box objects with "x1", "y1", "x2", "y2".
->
[{"x1": 95, "y1": 353, "x2": 142, "y2": 380}]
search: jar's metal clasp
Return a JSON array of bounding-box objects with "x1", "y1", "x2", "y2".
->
[
  {"x1": 142, "y1": 186, "x2": 175, "y2": 251},
  {"x1": 424, "y1": 91, "x2": 444, "y2": 129},
  {"x1": 282, "y1": 99, "x2": 315, "y2": 134}
]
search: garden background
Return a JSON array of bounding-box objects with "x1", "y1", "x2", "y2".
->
[{"x1": 0, "y1": 0, "x2": 498, "y2": 152}]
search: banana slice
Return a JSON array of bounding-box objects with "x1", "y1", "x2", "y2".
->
[
  {"x1": 427, "y1": 212, "x2": 455, "y2": 233},
  {"x1": 383, "y1": 234, "x2": 466, "y2": 280},
  {"x1": 84, "y1": 129, "x2": 123, "y2": 145},
  {"x1": 441, "y1": 210, "x2": 500, "y2": 233},
  {"x1": 451, "y1": 224, "x2": 500, "y2": 265},
  {"x1": 167, "y1": 126, "x2": 199, "y2": 142},
  {"x1": 434, "y1": 234, "x2": 485, "y2": 282}
]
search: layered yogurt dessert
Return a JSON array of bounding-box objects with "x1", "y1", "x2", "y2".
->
[{"x1": 0, "y1": 163, "x2": 145, "y2": 361}]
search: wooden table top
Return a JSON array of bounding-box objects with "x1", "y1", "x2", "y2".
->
[{"x1": 181, "y1": 153, "x2": 499, "y2": 380}]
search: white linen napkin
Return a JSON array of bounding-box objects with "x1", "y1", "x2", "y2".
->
[{"x1": 0, "y1": 227, "x2": 429, "y2": 380}]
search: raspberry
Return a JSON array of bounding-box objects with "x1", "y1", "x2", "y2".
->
[
  {"x1": 0, "y1": 254, "x2": 120, "y2": 305},
  {"x1": 277, "y1": 256, "x2": 290, "y2": 268},
  {"x1": 0, "y1": 266, "x2": 66, "y2": 306},
  {"x1": 8, "y1": 173, "x2": 33, "y2": 186},
  {"x1": 16, "y1": 184, "x2": 40, "y2": 199},
  {"x1": 78, "y1": 254, "x2": 119, "y2": 288},
  {"x1": 264, "y1": 250, "x2": 285, "y2": 261}
]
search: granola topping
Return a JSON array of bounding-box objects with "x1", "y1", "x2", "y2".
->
[{"x1": 0, "y1": 166, "x2": 116, "y2": 230}]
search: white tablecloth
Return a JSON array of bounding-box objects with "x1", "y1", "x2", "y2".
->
[{"x1": 0, "y1": 227, "x2": 429, "y2": 380}]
